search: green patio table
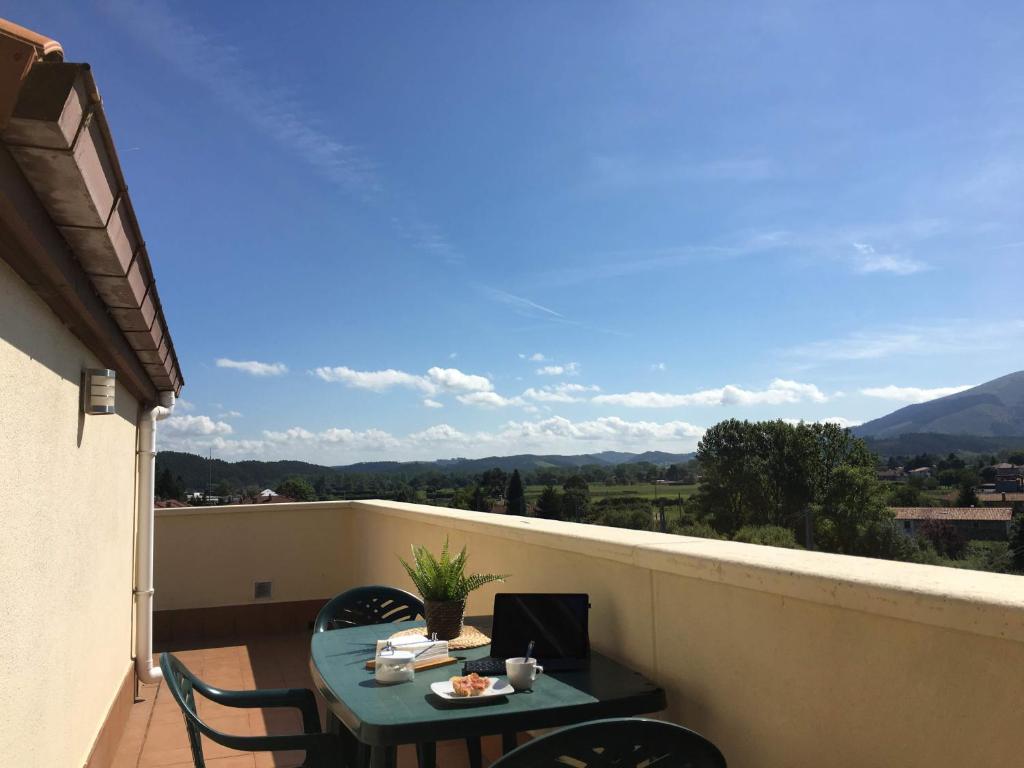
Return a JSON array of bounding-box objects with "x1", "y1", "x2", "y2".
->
[{"x1": 309, "y1": 620, "x2": 666, "y2": 768}]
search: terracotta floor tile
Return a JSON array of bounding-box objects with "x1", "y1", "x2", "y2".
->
[
  {"x1": 141, "y1": 719, "x2": 190, "y2": 752},
  {"x1": 139, "y1": 745, "x2": 195, "y2": 767}
]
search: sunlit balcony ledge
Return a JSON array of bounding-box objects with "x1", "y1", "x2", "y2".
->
[{"x1": 150, "y1": 499, "x2": 1024, "y2": 768}]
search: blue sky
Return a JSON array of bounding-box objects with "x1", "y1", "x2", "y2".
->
[{"x1": 15, "y1": 2, "x2": 1024, "y2": 463}]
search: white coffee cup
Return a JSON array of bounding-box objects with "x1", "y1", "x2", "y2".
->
[{"x1": 505, "y1": 657, "x2": 544, "y2": 691}]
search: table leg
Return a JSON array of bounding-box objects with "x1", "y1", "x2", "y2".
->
[
  {"x1": 466, "y1": 736, "x2": 483, "y2": 768},
  {"x1": 370, "y1": 746, "x2": 396, "y2": 768},
  {"x1": 502, "y1": 732, "x2": 518, "y2": 754},
  {"x1": 416, "y1": 742, "x2": 437, "y2": 768}
]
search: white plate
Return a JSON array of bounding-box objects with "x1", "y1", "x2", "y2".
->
[{"x1": 429, "y1": 677, "x2": 511, "y2": 703}]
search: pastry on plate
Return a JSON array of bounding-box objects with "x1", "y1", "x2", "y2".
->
[{"x1": 449, "y1": 672, "x2": 491, "y2": 697}]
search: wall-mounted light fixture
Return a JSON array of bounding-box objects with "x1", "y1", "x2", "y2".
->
[{"x1": 84, "y1": 368, "x2": 116, "y2": 414}]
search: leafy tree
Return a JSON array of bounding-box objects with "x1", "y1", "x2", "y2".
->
[
  {"x1": 276, "y1": 476, "x2": 316, "y2": 502},
  {"x1": 888, "y1": 482, "x2": 922, "y2": 507},
  {"x1": 733, "y1": 525, "x2": 801, "y2": 549},
  {"x1": 594, "y1": 504, "x2": 652, "y2": 531},
  {"x1": 534, "y1": 486, "x2": 564, "y2": 520},
  {"x1": 155, "y1": 467, "x2": 185, "y2": 500},
  {"x1": 917, "y1": 519, "x2": 967, "y2": 559},
  {"x1": 506, "y1": 470, "x2": 527, "y2": 516},
  {"x1": 670, "y1": 520, "x2": 725, "y2": 540}
]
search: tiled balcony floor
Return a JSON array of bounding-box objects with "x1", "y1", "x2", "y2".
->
[{"x1": 112, "y1": 632, "x2": 513, "y2": 768}]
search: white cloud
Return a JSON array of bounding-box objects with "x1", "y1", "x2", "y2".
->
[
  {"x1": 537, "y1": 362, "x2": 580, "y2": 376},
  {"x1": 499, "y1": 416, "x2": 704, "y2": 445},
  {"x1": 519, "y1": 352, "x2": 546, "y2": 361},
  {"x1": 522, "y1": 383, "x2": 600, "y2": 403},
  {"x1": 424, "y1": 367, "x2": 493, "y2": 393},
  {"x1": 314, "y1": 366, "x2": 427, "y2": 391},
  {"x1": 157, "y1": 414, "x2": 706, "y2": 463},
  {"x1": 216, "y1": 358, "x2": 287, "y2": 376},
  {"x1": 456, "y1": 391, "x2": 524, "y2": 408},
  {"x1": 409, "y1": 424, "x2": 469, "y2": 443},
  {"x1": 314, "y1": 365, "x2": 493, "y2": 397},
  {"x1": 782, "y1": 417, "x2": 862, "y2": 429},
  {"x1": 163, "y1": 414, "x2": 233, "y2": 436},
  {"x1": 175, "y1": 398, "x2": 196, "y2": 412},
  {"x1": 860, "y1": 384, "x2": 974, "y2": 404},
  {"x1": 218, "y1": 410, "x2": 243, "y2": 418},
  {"x1": 651, "y1": 362, "x2": 667, "y2": 372},
  {"x1": 423, "y1": 398, "x2": 444, "y2": 409},
  {"x1": 593, "y1": 379, "x2": 829, "y2": 408}
]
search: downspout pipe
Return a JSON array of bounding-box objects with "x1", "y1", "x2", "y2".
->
[{"x1": 135, "y1": 390, "x2": 175, "y2": 684}]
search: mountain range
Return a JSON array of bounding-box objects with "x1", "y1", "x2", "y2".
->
[
  {"x1": 156, "y1": 450, "x2": 695, "y2": 491},
  {"x1": 854, "y1": 371, "x2": 1024, "y2": 439}
]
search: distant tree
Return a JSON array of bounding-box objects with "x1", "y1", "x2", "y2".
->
[
  {"x1": 955, "y1": 474, "x2": 979, "y2": 507},
  {"x1": 155, "y1": 467, "x2": 176, "y2": 499},
  {"x1": 561, "y1": 475, "x2": 591, "y2": 522},
  {"x1": 480, "y1": 468, "x2": 509, "y2": 501},
  {"x1": 470, "y1": 485, "x2": 491, "y2": 512},
  {"x1": 888, "y1": 482, "x2": 922, "y2": 507},
  {"x1": 980, "y1": 465, "x2": 998, "y2": 483},
  {"x1": 534, "y1": 486, "x2": 564, "y2": 520},
  {"x1": 313, "y1": 474, "x2": 328, "y2": 499},
  {"x1": 449, "y1": 487, "x2": 474, "y2": 510},
  {"x1": 1010, "y1": 515, "x2": 1024, "y2": 573},
  {"x1": 276, "y1": 476, "x2": 315, "y2": 502},
  {"x1": 506, "y1": 470, "x2": 527, "y2": 516},
  {"x1": 917, "y1": 519, "x2": 967, "y2": 559}
]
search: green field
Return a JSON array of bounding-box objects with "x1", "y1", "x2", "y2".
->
[{"x1": 523, "y1": 482, "x2": 699, "y2": 503}]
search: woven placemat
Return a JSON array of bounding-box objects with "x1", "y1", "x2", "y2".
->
[{"x1": 389, "y1": 624, "x2": 491, "y2": 650}]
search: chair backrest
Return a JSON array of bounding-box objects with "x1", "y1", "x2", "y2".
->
[
  {"x1": 159, "y1": 653, "x2": 219, "y2": 768},
  {"x1": 314, "y1": 585, "x2": 425, "y2": 632},
  {"x1": 492, "y1": 717, "x2": 727, "y2": 768}
]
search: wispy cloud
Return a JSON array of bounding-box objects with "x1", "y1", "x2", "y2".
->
[
  {"x1": 393, "y1": 215, "x2": 461, "y2": 263},
  {"x1": 522, "y1": 383, "x2": 599, "y2": 403},
  {"x1": 519, "y1": 352, "x2": 546, "y2": 361},
  {"x1": 593, "y1": 379, "x2": 829, "y2": 408},
  {"x1": 422, "y1": 398, "x2": 444, "y2": 409},
  {"x1": 586, "y1": 153, "x2": 776, "y2": 190},
  {"x1": 104, "y1": 0, "x2": 378, "y2": 195},
  {"x1": 860, "y1": 384, "x2": 974, "y2": 404},
  {"x1": 485, "y1": 288, "x2": 563, "y2": 319},
  {"x1": 852, "y1": 243, "x2": 928, "y2": 275},
  {"x1": 216, "y1": 358, "x2": 288, "y2": 376},
  {"x1": 788, "y1": 319, "x2": 1024, "y2": 363},
  {"x1": 651, "y1": 362, "x2": 667, "y2": 372}
]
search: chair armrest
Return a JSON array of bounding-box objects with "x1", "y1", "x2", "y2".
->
[{"x1": 194, "y1": 682, "x2": 322, "y2": 733}]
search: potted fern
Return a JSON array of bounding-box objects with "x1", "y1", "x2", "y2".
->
[{"x1": 399, "y1": 538, "x2": 507, "y2": 640}]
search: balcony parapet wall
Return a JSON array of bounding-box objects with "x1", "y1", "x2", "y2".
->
[{"x1": 155, "y1": 500, "x2": 1024, "y2": 768}]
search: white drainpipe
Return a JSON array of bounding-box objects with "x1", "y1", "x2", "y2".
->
[{"x1": 134, "y1": 390, "x2": 175, "y2": 684}]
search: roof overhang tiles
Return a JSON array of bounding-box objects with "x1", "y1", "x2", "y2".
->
[{"x1": 0, "y1": 25, "x2": 182, "y2": 399}]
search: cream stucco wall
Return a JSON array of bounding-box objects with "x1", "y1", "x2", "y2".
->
[
  {"x1": 0, "y1": 259, "x2": 141, "y2": 768},
  {"x1": 155, "y1": 499, "x2": 1024, "y2": 768}
]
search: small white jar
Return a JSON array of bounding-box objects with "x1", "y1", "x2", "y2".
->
[{"x1": 375, "y1": 650, "x2": 415, "y2": 684}]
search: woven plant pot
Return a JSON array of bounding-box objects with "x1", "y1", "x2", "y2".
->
[{"x1": 424, "y1": 598, "x2": 466, "y2": 641}]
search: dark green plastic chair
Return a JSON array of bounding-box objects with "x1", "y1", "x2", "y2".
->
[
  {"x1": 491, "y1": 718, "x2": 727, "y2": 768},
  {"x1": 160, "y1": 652, "x2": 340, "y2": 768},
  {"x1": 313, "y1": 585, "x2": 425, "y2": 632}
]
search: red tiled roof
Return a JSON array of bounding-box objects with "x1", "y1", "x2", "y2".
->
[
  {"x1": 889, "y1": 507, "x2": 1012, "y2": 522},
  {"x1": 155, "y1": 499, "x2": 189, "y2": 508},
  {"x1": 978, "y1": 493, "x2": 1024, "y2": 503}
]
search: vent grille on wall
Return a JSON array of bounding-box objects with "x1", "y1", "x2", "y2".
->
[{"x1": 254, "y1": 581, "x2": 272, "y2": 600}]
